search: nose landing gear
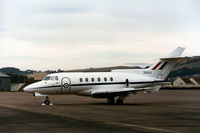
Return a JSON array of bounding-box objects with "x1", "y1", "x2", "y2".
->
[{"x1": 42, "y1": 96, "x2": 53, "y2": 106}]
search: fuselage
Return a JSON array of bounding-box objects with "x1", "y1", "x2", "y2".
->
[
  {"x1": 24, "y1": 71, "x2": 167, "y2": 97},
  {"x1": 23, "y1": 47, "x2": 186, "y2": 105}
]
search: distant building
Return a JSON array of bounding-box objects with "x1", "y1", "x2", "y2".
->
[
  {"x1": 0, "y1": 72, "x2": 11, "y2": 91},
  {"x1": 10, "y1": 83, "x2": 25, "y2": 92},
  {"x1": 173, "y1": 77, "x2": 194, "y2": 87},
  {"x1": 190, "y1": 77, "x2": 200, "y2": 86}
]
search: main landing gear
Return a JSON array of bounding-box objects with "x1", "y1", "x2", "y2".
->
[
  {"x1": 107, "y1": 97, "x2": 115, "y2": 104},
  {"x1": 116, "y1": 98, "x2": 123, "y2": 105},
  {"x1": 42, "y1": 96, "x2": 53, "y2": 106},
  {"x1": 107, "y1": 97, "x2": 124, "y2": 105}
]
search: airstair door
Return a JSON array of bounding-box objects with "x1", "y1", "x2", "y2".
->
[{"x1": 61, "y1": 77, "x2": 71, "y2": 94}]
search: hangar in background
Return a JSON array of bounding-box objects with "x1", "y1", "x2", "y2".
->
[{"x1": 0, "y1": 72, "x2": 11, "y2": 91}]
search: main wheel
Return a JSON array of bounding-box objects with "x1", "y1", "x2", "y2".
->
[
  {"x1": 107, "y1": 98, "x2": 115, "y2": 104},
  {"x1": 116, "y1": 99, "x2": 123, "y2": 105}
]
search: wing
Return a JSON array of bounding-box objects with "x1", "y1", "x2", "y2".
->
[{"x1": 91, "y1": 87, "x2": 145, "y2": 98}]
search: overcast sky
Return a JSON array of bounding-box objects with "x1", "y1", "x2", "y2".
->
[{"x1": 1, "y1": 0, "x2": 200, "y2": 70}]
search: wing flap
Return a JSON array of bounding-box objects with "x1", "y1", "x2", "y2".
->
[{"x1": 91, "y1": 88, "x2": 144, "y2": 95}]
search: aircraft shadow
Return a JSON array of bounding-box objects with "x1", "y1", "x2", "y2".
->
[{"x1": 53, "y1": 101, "x2": 183, "y2": 106}]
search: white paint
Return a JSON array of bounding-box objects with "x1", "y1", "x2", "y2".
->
[{"x1": 24, "y1": 48, "x2": 186, "y2": 104}]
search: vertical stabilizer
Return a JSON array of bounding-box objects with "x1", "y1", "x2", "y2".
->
[
  {"x1": 165, "y1": 47, "x2": 185, "y2": 58},
  {"x1": 147, "y1": 47, "x2": 185, "y2": 80}
]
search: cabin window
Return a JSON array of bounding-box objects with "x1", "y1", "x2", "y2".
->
[
  {"x1": 80, "y1": 78, "x2": 83, "y2": 82},
  {"x1": 110, "y1": 77, "x2": 113, "y2": 81},
  {"x1": 51, "y1": 76, "x2": 55, "y2": 80},
  {"x1": 91, "y1": 78, "x2": 94, "y2": 82},
  {"x1": 85, "y1": 78, "x2": 88, "y2": 82},
  {"x1": 55, "y1": 76, "x2": 59, "y2": 81},
  {"x1": 44, "y1": 76, "x2": 51, "y2": 81},
  {"x1": 104, "y1": 77, "x2": 107, "y2": 82},
  {"x1": 97, "y1": 77, "x2": 101, "y2": 82}
]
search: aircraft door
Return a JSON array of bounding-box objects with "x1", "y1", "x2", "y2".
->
[
  {"x1": 61, "y1": 77, "x2": 71, "y2": 94},
  {"x1": 125, "y1": 79, "x2": 129, "y2": 88}
]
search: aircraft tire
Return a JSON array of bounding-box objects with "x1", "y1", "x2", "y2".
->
[
  {"x1": 44, "y1": 100, "x2": 50, "y2": 105},
  {"x1": 107, "y1": 98, "x2": 115, "y2": 104},
  {"x1": 116, "y1": 99, "x2": 123, "y2": 105}
]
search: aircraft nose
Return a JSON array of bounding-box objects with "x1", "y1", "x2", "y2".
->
[{"x1": 23, "y1": 85, "x2": 32, "y2": 92}]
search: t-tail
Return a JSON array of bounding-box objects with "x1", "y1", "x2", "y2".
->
[{"x1": 147, "y1": 47, "x2": 185, "y2": 80}]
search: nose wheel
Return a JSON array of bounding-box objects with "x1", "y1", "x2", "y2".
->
[{"x1": 42, "y1": 96, "x2": 53, "y2": 106}]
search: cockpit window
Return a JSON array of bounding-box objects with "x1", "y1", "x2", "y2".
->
[
  {"x1": 55, "y1": 76, "x2": 59, "y2": 81},
  {"x1": 43, "y1": 76, "x2": 51, "y2": 81}
]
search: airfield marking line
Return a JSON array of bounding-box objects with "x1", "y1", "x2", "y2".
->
[
  {"x1": 0, "y1": 104, "x2": 69, "y2": 117},
  {"x1": 107, "y1": 122, "x2": 181, "y2": 133},
  {"x1": 0, "y1": 104, "x2": 31, "y2": 110},
  {"x1": 0, "y1": 104, "x2": 183, "y2": 133},
  {"x1": 0, "y1": 104, "x2": 76, "y2": 118},
  {"x1": 35, "y1": 111, "x2": 181, "y2": 133},
  {"x1": 50, "y1": 112, "x2": 71, "y2": 118}
]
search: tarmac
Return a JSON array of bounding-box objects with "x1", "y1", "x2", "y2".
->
[{"x1": 0, "y1": 90, "x2": 200, "y2": 133}]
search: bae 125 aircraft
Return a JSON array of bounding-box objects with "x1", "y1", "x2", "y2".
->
[{"x1": 24, "y1": 47, "x2": 186, "y2": 105}]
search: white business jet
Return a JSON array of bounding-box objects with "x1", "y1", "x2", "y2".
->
[{"x1": 24, "y1": 47, "x2": 185, "y2": 105}]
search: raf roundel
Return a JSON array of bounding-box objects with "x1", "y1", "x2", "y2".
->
[{"x1": 63, "y1": 83, "x2": 69, "y2": 88}]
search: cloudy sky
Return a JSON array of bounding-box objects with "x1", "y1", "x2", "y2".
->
[{"x1": 1, "y1": 0, "x2": 200, "y2": 70}]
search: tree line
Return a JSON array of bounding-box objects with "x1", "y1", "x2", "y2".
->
[
  {"x1": 9, "y1": 74, "x2": 27, "y2": 83},
  {"x1": 168, "y1": 67, "x2": 200, "y2": 78}
]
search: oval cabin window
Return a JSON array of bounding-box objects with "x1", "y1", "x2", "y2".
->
[
  {"x1": 110, "y1": 77, "x2": 113, "y2": 81},
  {"x1": 97, "y1": 77, "x2": 101, "y2": 82},
  {"x1": 85, "y1": 78, "x2": 88, "y2": 82}
]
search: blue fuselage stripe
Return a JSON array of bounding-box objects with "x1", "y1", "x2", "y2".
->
[{"x1": 34, "y1": 80, "x2": 169, "y2": 89}]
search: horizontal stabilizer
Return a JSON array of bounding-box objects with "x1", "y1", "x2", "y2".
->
[{"x1": 160, "y1": 57, "x2": 189, "y2": 61}]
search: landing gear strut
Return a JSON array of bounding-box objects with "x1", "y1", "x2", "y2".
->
[
  {"x1": 107, "y1": 94, "x2": 127, "y2": 105},
  {"x1": 107, "y1": 97, "x2": 124, "y2": 105},
  {"x1": 42, "y1": 96, "x2": 53, "y2": 106}
]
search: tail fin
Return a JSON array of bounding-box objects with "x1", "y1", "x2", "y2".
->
[{"x1": 147, "y1": 47, "x2": 185, "y2": 79}]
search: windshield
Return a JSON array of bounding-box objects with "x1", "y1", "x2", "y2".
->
[
  {"x1": 43, "y1": 76, "x2": 59, "y2": 81},
  {"x1": 43, "y1": 76, "x2": 51, "y2": 81}
]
